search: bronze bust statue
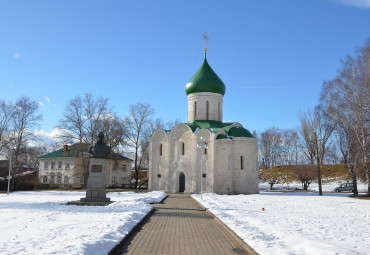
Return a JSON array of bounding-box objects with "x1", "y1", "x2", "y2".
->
[{"x1": 89, "y1": 132, "x2": 111, "y2": 158}]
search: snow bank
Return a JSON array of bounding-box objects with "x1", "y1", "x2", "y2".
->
[
  {"x1": 193, "y1": 192, "x2": 370, "y2": 255},
  {"x1": 0, "y1": 191, "x2": 166, "y2": 255},
  {"x1": 259, "y1": 181, "x2": 368, "y2": 193}
]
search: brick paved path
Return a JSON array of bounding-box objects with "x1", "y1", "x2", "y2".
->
[{"x1": 112, "y1": 194, "x2": 252, "y2": 255}]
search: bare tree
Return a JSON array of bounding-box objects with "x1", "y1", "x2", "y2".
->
[
  {"x1": 0, "y1": 100, "x2": 15, "y2": 154},
  {"x1": 298, "y1": 107, "x2": 334, "y2": 164},
  {"x1": 260, "y1": 167, "x2": 285, "y2": 190},
  {"x1": 10, "y1": 96, "x2": 42, "y2": 189},
  {"x1": 58, "y1": 94, "x2": 110, "y2": 144},
  {"x1": 282, "y1": 129, "x2": 300, "y2": 165},
  {"x1": 124, "y1": 103, "x2": 155, "y2": 188},
  {"x1": 292, "y1": 165, "x2": 316, "y2": 190},
  {"x1": 298, "y1": 107, "x2": 334, "y2": 195},
  {"x1": 96, "y1": 113, "x2": 126, "y2": 151},
  {"x1": 320, "y1": 39, "x2": 370, "y2": 194},
  {"x1": 58, "y1": 94, "x2": 112, "y2": 187}
]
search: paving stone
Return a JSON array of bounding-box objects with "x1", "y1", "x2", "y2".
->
[{"x1": 113, "y1": 194, "x2": 251, "y2": 255}]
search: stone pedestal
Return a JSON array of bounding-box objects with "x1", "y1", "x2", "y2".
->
[{"x1": 81, "y1": 158, "x2": 110, "y2": 203}]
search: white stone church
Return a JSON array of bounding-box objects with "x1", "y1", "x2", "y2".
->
[{"x1": 149, "y1": 50, "x2": 259, "y2": 194}]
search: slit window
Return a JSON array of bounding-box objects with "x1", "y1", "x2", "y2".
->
[
  {"x1": 181, "y1": 142, "x2": 185, "y2": 155},
  {"x1": 194, "y1": 101, "x2": 197, "y2": 119},
  {"x1": 160, "y1": 144, "x2": 163, "y2": 156},
  {"x1": 218, "y1": 102, "x2": 220, "y2": 121},
  {"x1": 206, "y1": 101, "x2": 209, "y2": 120},
  {"x1": 241, "y1": 156, "x2": 244, "y2": 170}
]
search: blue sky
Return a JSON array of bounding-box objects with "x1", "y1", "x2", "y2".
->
[{"x1": 1, "y1": 0, "x2": 370, "y2": 135}]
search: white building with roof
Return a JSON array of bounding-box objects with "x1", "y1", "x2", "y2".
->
[
  {"x1": 149, "y1": 49, "x2": 259, "y2": 194},
  {"x1": 38, "y1": 144, "x2": 132, "y2": 189}
]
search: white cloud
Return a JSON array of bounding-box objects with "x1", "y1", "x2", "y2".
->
[
  {"x1": 45, "y1": 97, "x2": 50, "y2": 103},
  {"x1": 38, "y1": 102, "x2": 45, "y2": 107},
  {"x1": 335, "y1": 0, "x2": 370, "y2": 8},
  {"x1": 29, "y1": 128, "x2": 67, "y2": 147}
]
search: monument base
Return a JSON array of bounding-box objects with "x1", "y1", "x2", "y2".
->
[
  {"x1": 80, "y1": 196, "x2": 111, "y2": 203},
  {"x1": 66, "y1": 200, "x2": 113, "y2": 206}
]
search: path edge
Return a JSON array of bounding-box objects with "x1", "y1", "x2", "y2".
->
[
  {"x1": 192, "y1": 196, "x2": 259, "y2": 255},
  {"x1": 108, "y1": 194, "x2": 168, "y2": 255}
]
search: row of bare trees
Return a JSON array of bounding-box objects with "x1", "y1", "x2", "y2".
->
[
  {"x1": 57, "y1": 94, "x2": 179, "y2": 188},
  {"x1": 1, "y1": 93, "x2": 178, "y2": 189},
  {"x1": 258, "y1": 127, "x2": 300, "y2": 168},
  {"x1": 258, "y1": 39, "x2": 369, "y2": 195}
]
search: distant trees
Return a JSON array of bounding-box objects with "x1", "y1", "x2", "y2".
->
[
  {"x1": 258, "y1": 127, "x2": 283, "y2": 168},
  {"x1": 258, "y1": 127, "x2": 301, "y2": 168},
  {"x1": 0, "y1": 97, "x2": 43, "y2": 189}
]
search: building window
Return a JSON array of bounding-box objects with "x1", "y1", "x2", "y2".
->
[
  {"x1": 58, "y1": 162, "x2": 62, "y2": 169},
  {"x1": 121, "y1": 177, "x2": 125, "y2": 184},
  {"x1": 44, "y1": 162, "x2": 48, "y2": 170},
  {"x1": 160, "y1": 144, "x2": 163, "y2": 156},
  {"x1": 50, "y1": 173, "x2": 55, "y2": 183},
  {"x1": 241, "y1": 156, "x2": 244, "y2": 170},
  {"x1": 80, "y1": 177, "x2": 84, "y2": 185},
  {"x1": 57, "y1": 173, "x2": 62, "y2": 184},
  {"x1": 206, "y1": 101, "x2": 209, "y2": 120},
  {"x1": 112, "y1": 177, "x2": 116, "y2": 184},
  {"x1": 218, "y1": 102, "x2": 220, "y2": 121},
  {"x1": 194, "y1": 101, "x2": 197, "y2": 119},
  {"x1": 51, "y1": 162, "x2": 55, "y2": 170},
  {"x1": 122, "y1": 165, "x2": 127, "y2": 171},
  {"x1": 66, "y1": 161, "x2": 70, "y2": 170},
  {"x1": 204, "y1": 144, "x2": 208, "y2": 155},
  {"x1": 43, "y1": 176, "x2": 48, "y2": 183},
  {"x1": 113, "y1": 164, "x2": 117, "y2": 171},
  {"x1": 181, "y1": 142, "x2": 185, "y2": 155},
  {"x1": 64, "y1": 176, "x2": 69, "y2": 184}
]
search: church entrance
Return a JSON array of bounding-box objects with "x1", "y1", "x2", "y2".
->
[{"x1": 179, "y1": 173, "x2": 185, "y2": 192}]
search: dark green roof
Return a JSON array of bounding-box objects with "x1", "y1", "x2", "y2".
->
[
  {"x1": 215, "y1": 134, "x2": 228, "y2": 140},
  {"x1": 185, "y1": 120, "x2": 254, "y2": 139},
  {"x1": 228, "y1": 126, "x2": 254, "y2": 138},
  {"x1": 39, "y1": 143, "x2": 132, "y2": 161},
  {"x1": 39, "y1": 143, "x2": 86, "y2": 158},
  {"x1": 185, "y1": 56, "x2": 226, "y2": 96}
]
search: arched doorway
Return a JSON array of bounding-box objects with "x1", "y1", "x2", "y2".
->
[{"x1": 179, "y1": 172, "x2": 185, "y2": 192}]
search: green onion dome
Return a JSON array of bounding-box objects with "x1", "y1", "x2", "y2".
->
[{"x1": 185, "y1": 56, "x2": 226, "y2": 96}]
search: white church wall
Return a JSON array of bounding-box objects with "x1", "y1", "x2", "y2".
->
[
  {"x1": 168, "y1": 124, "x2": 196, "y2": 193},
  {"x1": 213, "y1": 139, "x2": 233, "y2": 194},
  {"x1": 187, "y1": 92, "x2": 223, "y2": 122},
  {"x1": 232, "y1": 138, "x2": 259, "y2": 194},
  {"x1": 195, "y1": 130, "x2": 213, "y2": 193},
  {"x1": 149, "y1": 130, "x2": 168, "y2": 191}
]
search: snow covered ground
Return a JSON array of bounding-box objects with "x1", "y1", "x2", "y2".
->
[
  {"x1": 0, "y1": 191, "x2": 166, "y2": 255},
  {"x1": 193, "y1": 192, "x2": 370, "y2": 255},
  {"x1": 1, "y1": 185, "x2": 369, "y2": 255}
]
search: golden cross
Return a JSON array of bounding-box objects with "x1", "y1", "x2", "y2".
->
[{"x1": 203, "y1": 31, "x2": 209, "y2": 52}]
